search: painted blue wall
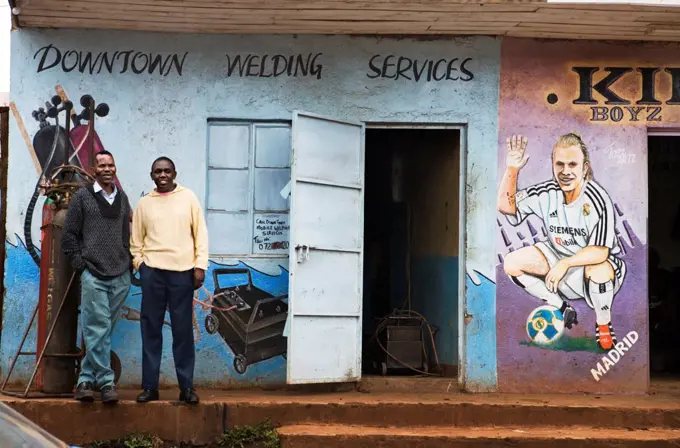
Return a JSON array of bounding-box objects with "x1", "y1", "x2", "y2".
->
[
  {"x1": 411, "y1": 257, "x2": 459, "y2": 367},
  {"x1": 5, "y1": 29, "x2": 500, "y2": 389}
]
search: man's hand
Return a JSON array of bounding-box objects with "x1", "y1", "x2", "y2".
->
[
  {"x1": 544, "y1": 260, "x2": 570, "y2": 293},
  {"x1": 193, "y1": 268, "x2": 205, "y2": 290},
  {"x1": 506, "y1": 135, "x2": 529, "y2": 172}
]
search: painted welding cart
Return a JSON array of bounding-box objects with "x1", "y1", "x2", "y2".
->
[{"x1": 204, "y1": 268, "x2": 288, "y2": 375}]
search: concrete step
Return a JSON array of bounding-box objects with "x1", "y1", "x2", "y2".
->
[
  {"x1": 356, "y1": 376, "x2": 459, "y2": 394},
  {"x1": 4, "y1": 386, "x2": 680, "y2": 445},
  {"x1": 278, "y1": 424, "x2": 680, "y2": 448},
  {"x1": 226, "y1": 396, "x2": 680, "y2": 431}
]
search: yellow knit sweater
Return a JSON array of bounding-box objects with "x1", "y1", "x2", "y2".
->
[{"x1": 130, "y1": 184, "x2": 209, "y2": 272}]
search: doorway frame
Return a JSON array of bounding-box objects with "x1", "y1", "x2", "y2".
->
[
  {"x1": 645, "y1": 128, "x2": 680, "y2": 379},
  {"x1": 365, "y1": 122, "x2": 468, "y2": 385}
]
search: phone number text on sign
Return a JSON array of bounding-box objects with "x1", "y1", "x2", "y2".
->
[{"x1": 253, "y1": 213, "x2": 290, "y2": 255}]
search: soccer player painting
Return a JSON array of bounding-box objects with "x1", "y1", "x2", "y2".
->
[{"x1": 497, "y1": 133, "x2": 626, "y2": 351}]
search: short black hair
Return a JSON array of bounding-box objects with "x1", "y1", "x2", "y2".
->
[
  {"x1": 95, "y1": 150, "x2": 114, "y2": 160},
  {"x1": 151, "y1": 156, "x2": 176, "y2": 171}
]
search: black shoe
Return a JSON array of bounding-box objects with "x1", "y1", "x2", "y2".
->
[
  {"x1": 136, "y1": 389, "x2": 159, "y2": 403},
  {"x1": 100, "y1": 385, "x2": 119, "y2": 404},
  {"x1": 74, "y1": 382, "x2": 94, "y2": 402},
  {"x1": 560, "y1": 303, "x2": 578, "y2": 329},
  {"x1": 179, "y1": 388, "x2": 199, "y2": 404}
]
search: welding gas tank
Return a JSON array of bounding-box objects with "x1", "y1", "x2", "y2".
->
[
  {"x1": 32, "y1": 125, "x2": 70, "y2": 176},
  {"x1": 36, "y1": 201, "x2": 80, "y2": 394}
]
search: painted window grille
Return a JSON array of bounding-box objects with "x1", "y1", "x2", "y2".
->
[{"x1": 206, "y1": 120, "x2": 291, "y2": 257}]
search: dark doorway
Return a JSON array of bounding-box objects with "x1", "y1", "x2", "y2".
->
[
  {"x1": 362, "y1": 127, "x2": 460, "y2": 378},
  {"x1": 648, "y1": 135, "x2": 680, "y2": 376}
]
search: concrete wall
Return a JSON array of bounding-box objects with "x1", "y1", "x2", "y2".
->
[
  {"x1": 496, "y1": 38, "x2": 667, "y2": 393},
  {"x1": 5, "y1": 29, "x2": 500, "y2": 390}
]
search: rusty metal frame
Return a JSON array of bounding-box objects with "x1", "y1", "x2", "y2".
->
[
  {"x1": 0, "y1": 107, "x2": 8, "y2": 333},
  {"x1": 0, "y1": 273, "x2": 80, "y2": 398}
]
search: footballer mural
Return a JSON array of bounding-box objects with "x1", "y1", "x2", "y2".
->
[
  {"x1": 496, "y1": 38, "x2": 654, "y2": 394},
  {"x1": 498, "y1": 133, "x2": 625, "y2": 353}
]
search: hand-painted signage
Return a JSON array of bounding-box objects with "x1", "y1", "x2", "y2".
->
[
  {"x1": 224, "y1": 53, "x2": 323, "y2": 79},
  {"x1": 366, "y1": 55, "x2": 474, "y2": 82},
  {"x1": 550, "y1": 66, "x2": 680, "y2": 122},
  {"x1": 34, "y1": 45, "x2": 188, "y2": 76}
]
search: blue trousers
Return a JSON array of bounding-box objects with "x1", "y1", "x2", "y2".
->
[
  {"x1": 78, "y1": 269, "x2": 130, "y2": 388},
  {"x1": 140, "y1": 265, "x2": 195, "y2": 390}
]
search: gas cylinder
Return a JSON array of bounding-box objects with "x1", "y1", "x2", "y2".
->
[{"x1": 35, "y1": 200, "x2": 79, "y2": 394}]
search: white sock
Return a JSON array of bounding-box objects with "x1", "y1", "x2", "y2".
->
[
  {"x1": 588, "y1": 280, "x2": 614, "y2": 326},
  {"x1": 512, "y1": 274, "x2": 565, "y2": 310}
]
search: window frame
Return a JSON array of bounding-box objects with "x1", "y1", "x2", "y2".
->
[{"x1": 206, "y1": 118, "x2": 292, "y2": 259}]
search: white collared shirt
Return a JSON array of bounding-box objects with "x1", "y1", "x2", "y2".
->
[{"x1": 93, "y1": 181, "x2": 118, "y2": 205}]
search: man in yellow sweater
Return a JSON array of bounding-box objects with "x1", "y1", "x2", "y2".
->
[{"x1": 130, "y1": 156, "x2": 208, "y2": 404}]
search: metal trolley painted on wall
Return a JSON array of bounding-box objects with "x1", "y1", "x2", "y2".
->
[{"x1": 204, "y1": 268, "x2": 288, "y2": 375}]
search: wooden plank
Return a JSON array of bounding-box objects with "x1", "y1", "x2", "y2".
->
[
  {"x1": 22, "y1": 2, "x2": 545, "y2": 22},
  {"x1": 22, "y1": 0, "x2": 543, "y2": 13},
  {"x1": 540, "y1": 4, "x2": 680, "y2": 12},
  {"x1": 516, "y1": 22, "x2": 650, "y2": 31},
  {"x1": 17, "y1": 13, "x2": 523, "y2": 31},
  {"x1": 512, "y1": 26, "x2": 651, "y2": 36},
  {"x1": 507, "y1": 30, "x2": 680, "y2": 41},
  {"x1": 22, "y1": 14, "x2": 677, "y2": 41},
  {"x1": 16, "y1": 0, "x2": 680, "y2": 38},
  {"x1": 21, "y1": 0, "x2": 680, "y2": 27},
  {"x1": 18, "y1": 8, "x2": 536, "y2": 23},
  {"x1": 8, "y1": 102, "x2": 41, "y2": 175},
  {"x1": 15, "y1": 13, "x2": 654, "y2": 34},
  {"x1": 26, "y1": 1, "x2": 680, "y2": 27},
  {"x1": 19, "y1": 16, "x2": 514, "y2": 34},
  {"x1": 19, "y1": 4, "x2": 674, "y2": 29},
  {"x1": 17, "y1": 8, "x2": 525, "y2": 28}
]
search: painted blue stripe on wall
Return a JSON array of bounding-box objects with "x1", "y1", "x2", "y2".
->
[
  {"x1": 411, "y1": 256, "x2": 459, "y2": 366},
  {"x1": 464, "y1": 271, "x2": 497, "y2": 392}
]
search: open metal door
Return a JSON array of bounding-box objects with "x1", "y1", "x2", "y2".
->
[{"x1": 286, "y1": 111, "x2": 365, "y2": 385}]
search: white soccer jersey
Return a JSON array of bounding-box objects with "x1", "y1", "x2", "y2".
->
[{"x1": 508, "y1": 179, "x2": 622, "y2": 261}]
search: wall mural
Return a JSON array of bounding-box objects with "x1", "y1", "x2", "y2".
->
[
  {"x1": 1, "y1": 84, "x2": 289, "y2": 387},
  {"x1": 3, "y1": 240, "x2": 289, "y2": 386},
  {"x1": 7, "y1": 31, "x2": 502, "y2": 390},
  {"x1": 496, "y1": 38, "x2": 658, "y2": 394}
]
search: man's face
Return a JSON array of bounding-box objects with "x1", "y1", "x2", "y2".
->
[
  {"x1": 553, "y1": 144, "x2": 588, "y2": 193},
  {"x1": 151, "y1": 160, "x2": 176, "y2": 192},
  {"x1": 93, "y1": 154, "x2": 116, "y2": 186}
]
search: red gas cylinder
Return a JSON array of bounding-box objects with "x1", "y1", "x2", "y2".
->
[{"x1": 35, "y1": 200, "x2": 79, "y2": 393}]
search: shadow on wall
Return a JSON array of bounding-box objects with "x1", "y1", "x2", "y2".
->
[{"x1": 1, "y1": 236, "x2": 290, "y2": 388}]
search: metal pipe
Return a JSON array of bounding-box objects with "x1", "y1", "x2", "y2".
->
[
  {"x1": 1, "y1": 390, "x2": 74, "y2": 399},
  {"x1": 87, "y1": 98, "x2": 95, "y2": 170}
]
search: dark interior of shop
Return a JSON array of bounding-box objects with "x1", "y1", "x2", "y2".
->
[
  {"x1": 361, "y1": 128, "x2": 460, "y2": 378},
  {"x1": 648, "y1": 135, "x2": 680, "y2": 377}
]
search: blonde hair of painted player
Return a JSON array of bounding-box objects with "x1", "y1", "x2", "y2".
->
[{"x1": 552, "y1": 132, "x2": 594, "y2": 181}]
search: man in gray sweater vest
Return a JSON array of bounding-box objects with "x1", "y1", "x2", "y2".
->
[{"x1": 62, "y1": 150, "x2": 132, "y2": 403}]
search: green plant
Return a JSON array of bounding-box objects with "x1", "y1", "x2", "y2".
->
[
  {"x1": 87, "y1": 433, "x2": 164, "y2": 448},
  {"x1": 216, "y1": 420, "x2": 281, "y2": 448},
  {"x1": 120, "y1": 434, "x2": 164, "y2": 448}
]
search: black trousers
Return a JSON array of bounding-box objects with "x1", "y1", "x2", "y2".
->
[{"x1": 140, "y1": 265, "x2": 195, "y2": 390}]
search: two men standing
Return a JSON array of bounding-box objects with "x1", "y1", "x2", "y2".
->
[{"x1": 62, "y1": 153, "x2": 208, "y2": 404}]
